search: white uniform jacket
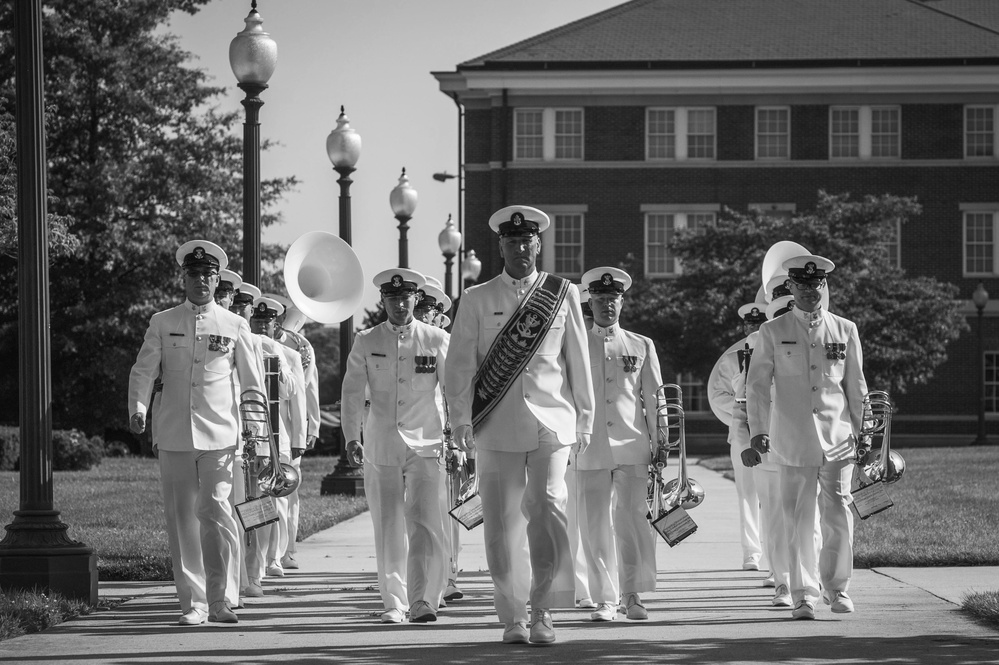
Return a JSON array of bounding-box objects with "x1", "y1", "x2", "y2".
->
[
  {"x1": 128, "y1": 300, "x2": 264, "y2": 452},
  {"x1": 747, "y1": 307, "x2": 868, "y2": 467},
  {"x1": 709, "y1": 331, "x2": 758, "y2": 448},
  {"x1": 341, "y1": 319, "x2": 449, "y2": 465},
  {"x1": 445, "y1": 270, "x2": 594, "y2": 451},
  {"x1": 279, "y1": 330, "x2": 320, "y2": 440},
  {"x1": 578, "y1": 324, "x2": 662, "y2": 470}
]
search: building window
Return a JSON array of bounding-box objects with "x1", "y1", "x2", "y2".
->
[
  {"x1": 552, "y1": 213, "x2": 584, "y2": 277},
  {"x1": 643, "y1": 206, "x2": 718, "y2": 277},
  {"x1": 538, "y1": 205, "x2": 587, "y2": 279},
  {"x1": 986, "y1": 352, "x2": 999, "y2": 413},
  {"x1": 882, "y1": 218, "x2": 901, "y2": 268},
  {"x1": 964, "y1": 208, "x2": 998, "y2": 276},
  {"x1": 756, "y1": 107, "x2": 789, "y2": 159},
  {"x1": 749, "y1": 203, "x2": 796, "y2": 221},
  {"x1": 966, "y1": 105, "x2": 997, "y2": 158},
  {"x1": 674, "y1": 372, "x2": 708, "y2": 413},
  {"x1": 514, "y1": 108, "x2": 583, "y2": 161},
  {"x1": 647, "y1": 108, "x2": 715, "y2": 160},
  {"x1": 829, "y1": 106, "x2": 900, "y2": 159}
]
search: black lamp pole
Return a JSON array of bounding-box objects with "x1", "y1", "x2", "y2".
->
[{"x1": 238, "y1": 81, "x2": 266, "y2": 287}]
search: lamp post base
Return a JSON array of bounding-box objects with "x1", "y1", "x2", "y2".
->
[
  {"x1": 971, "y1": 434, "x2": 993, "y2": 446},
  {"x1": 0, "y1": 511, "x2": 98, "y2": 603},
  {"x1": 320, "y1": 460, "x2": 365, "y2": 497}
]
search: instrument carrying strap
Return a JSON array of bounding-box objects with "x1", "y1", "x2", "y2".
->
[{"x1": 471, "y1": 272, "x2": 569, "y2": 428}]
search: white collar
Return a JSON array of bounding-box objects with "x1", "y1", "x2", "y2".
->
[
  {"x1": 186, "y1": 300, "x2": 213, "y2": 314},
  {"x1": 388, "y1": 320, "x2": 415, "y2": 334},
  {"x1": 793, "y1": 305, "x2": 824, "y2": 326},
  {"x1": 592, "y1": 323, "x2": 619, "y2": 337},
  {"x1": 501, "y1": 269, "x2": 538, "y2": 288}
]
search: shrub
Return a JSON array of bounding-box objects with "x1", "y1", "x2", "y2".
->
[
  {"x1": 0, "y1": 426, "x2": 17, "y2": 471},
  {"x1": 51, "y1": 429, "x2": 103, "y2": 471}
]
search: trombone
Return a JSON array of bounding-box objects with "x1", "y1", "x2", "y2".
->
[
  {"x1": 440, "y1": 390, "x2": 467, "y2": 579},
  {"x1": 239, "y1": 355, "x2": 301, "y2": 498},
  {"x1": 649, "y1": 384, "x2": 705, "y2": 520},
  {"x1": 854, "y1": 390, "x2": 905, "y2": 487}
]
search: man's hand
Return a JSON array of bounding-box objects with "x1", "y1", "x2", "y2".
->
[
  {"x1": 750, "y1": 434, "x2": 770, "y2": 454},
  {"x1": 453, "y1": 424, "x2": 475, "y2": 453},
  {"x1": 740, "y1": 448, "x2": 762, "y2": 468},
  {"x1": 292, "y1": 447, "x2": 305, "y2": 460},
  {"x1": 575, "y1": 432, "x2": 591, "y2": 456},
  {"x1": 346, "y1": 440, "x2": 363, "y2": 467},
  {"x1": 306, "y1": 435, "x2": 318, "y2": 450},
  {"x1": 129, "y1": 413, "x2": 146, "y2": 435}
]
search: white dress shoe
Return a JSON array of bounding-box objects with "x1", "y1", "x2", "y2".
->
[
  {"x1": 208, "y1": 601, "x2": 238, "y2": 624},
  {"x1": 824, "y1": 591, "x2": 854, "y2": 613},
  {"x1": 529, "y1": 608, "x2": 555, "y2": 644},
  {"x1": 178, "y1": 609, "x2": 207, "y2": 626},
  {"x1": 409, "y1": 600, "x2": 437, "y2": 623},
  {"x1": 622, "y1": 593, "x2": 649, "y2": 620},
  {"x1": 590, "y1": 602, "x2": 616, "y2": 621},
  {"x1": 762, "y1": 573, "x2": 776, "y2": 588},
  {"x1": 242, "y1": 581, "x2": 264, "y2": 598},
  {"x1": 444, "y1": 579, "x2": 463, "y2": 601},
  {"x1": 380, "y1": 608, "x2": 404, "y2": 624},
  {"x1": 575, "y1": 597, "x2": 597, "y2": 609},
  {"x1": 280, "y1": 553, "x2": 299, "y2": 570},
  {"x1": 502, "y1": 621, "x2": 529, "y2": 644},
  {"x1": 265, "y1": 561, "x2": 284, "y2": 577},
  {"x1": 791, "y1": 600, "x2": 815, "y2": 620},
  {"x1": 772, "y1": 585, "x2": 792, "y2": 607}
]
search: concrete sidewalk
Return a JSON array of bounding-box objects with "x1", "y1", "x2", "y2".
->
[{"x1": 1, "y1": 464, "x2": 997, "y2": 664}]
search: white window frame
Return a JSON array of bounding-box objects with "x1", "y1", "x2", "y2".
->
[
  {"x1": 965, "y1": 105, "x2": 998, "y2": 159},
  {"x1": 641, "y1": 204, "x2": 719, "y2": 278},
  {"x1": 674, "y1": 372, "x2": 708, "y2": 413},
  {"x1": 513, "y1": 108, "x2": 584, "y2": 162},
  {"x1": 755, "y1": 106, "x2": 790, "y2": 160},
  {"x1": 829, "y1": 105, "x2": 900, "y2": 160},
  {"x1": 962, "y1": 204, "x2": 999, "y2": 277},
  {"x1": 538, "y1": 205, "x2": 587, "y2": 279},
  {"x1": 985, "y1": 351, "x2": 999, "y2": 413},
  {"x1": 646, "y1": 107, "x2": 716, "y2": 161}
]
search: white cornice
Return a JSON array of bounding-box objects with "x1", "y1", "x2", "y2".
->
[{"x1": 435, "y1": 66, "x2": 999, "y2": 97}]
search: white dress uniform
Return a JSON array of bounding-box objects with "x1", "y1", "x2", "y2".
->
[
  {"x1": 747, "y1": 304, "x2": 867, "y2": 608},
  {"x1": 341, "y1": 318, "x2": 450, "y2": 615},
  {"x1": 128, "y1": 298, "x2": 263, "y2": 616},
  {"x1": 445, "y1": 268, "x2": 594, "y2": 625},
  {"x1": 709, "y1": 331, "x2": 790, "y2": 591},
  {"x1": 577, "y1": 322, "x2": 661, "y2": 606},
  {"x1": 275, "y1": 327, "x2": 320, "y2": 564}
]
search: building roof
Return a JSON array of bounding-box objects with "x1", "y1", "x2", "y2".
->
[{"x1": 459, "y1": 0, "x2": 999, "y2": 69}]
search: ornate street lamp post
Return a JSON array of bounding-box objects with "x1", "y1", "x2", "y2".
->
[
  {"x1": 323, "y1": 106, "x2": 363, "y2": 495},
  {"x1": 438, "y1": 214, "x2": 461, "y2": 299},
  {"x1": 389, "y1": 168, "x2": 418, "y2": 269},
  {"x1": 973, "y1": 282, "x2": 991, "y2": 445},
  {"x1": 228, "y1": 0, "x2": 277, "y2": 287}
]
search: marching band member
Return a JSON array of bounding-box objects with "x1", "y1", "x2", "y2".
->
[
  {"x1": 268, "y1": 293, "x2": 321, "y2": 572},
  {"x1": 747, "y1": 255, "x2": 868, "y2": 619},
  {"x1": 576, "y1": 267, "x2": 661, "y2": 622},
  {"x1": 445, "y1": 205, "x2": 594, "y2": 645},
  {"x1": 710, "y1": 300, "x2": 792, "y2": 608},
  {"x1": 414, "y1": 280, "x2": 465, "y2": 604},
  {"x1": 342, "y1": 269, "x2": 450, "y2": 624},
  {"x1": 708, "y1": 303, "x2": 765, "y2": 573},
  {"x1": 127, "y1": 240, "x2": 263, "y2": 625},
  {"x1": 568, "y1": 285, "x2": 595, "y2": 611},
  {"x1": 249, "y1": 297, "x2": 307, "y2": 580}
]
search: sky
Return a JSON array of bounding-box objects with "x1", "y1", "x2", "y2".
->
[{"x1": 168, "y1": 0, "x2": 623, "y2": 320}]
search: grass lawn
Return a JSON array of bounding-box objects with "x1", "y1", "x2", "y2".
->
[
  {"x1": 0, "y1": 455, "x2": 367, "y2": 582},
  {"x1": 696, "y1": 446, "x2": 999, "y2": 567}
]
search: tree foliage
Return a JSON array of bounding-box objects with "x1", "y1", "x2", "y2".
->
[
  {"x1": 623, "y1": 191, "x2": 968, "y2": 397},
  {"x1": 0, "y1": 0, "x2": 297, "y2": 433}
]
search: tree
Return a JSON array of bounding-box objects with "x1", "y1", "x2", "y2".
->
[
  {"x1": 623, "y1": 191, "x2": 968, "y2": 399},
  {"x1": 0, "y1": 1, "x2": 297, "y2": 435}
]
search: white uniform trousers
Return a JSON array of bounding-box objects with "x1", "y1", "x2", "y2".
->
[
  {"x1": 578, "y1": 464, "x2": 657, "y2": 603},
  {"x1": 265, "y1": 495, "x2": 290, "y2": 567},
  {"x1": 365, "y1": 448, "x2": 446, "y2": 612},
  {"x1": 729, "y1": 443, "x2": 762, "y2": 566},
  {"x1": 565, "y1": 459, "x2": 592, "y2": 602},
  {"x1": 779, "y1": 460, "x2": 854, "y2": 605},
  {"x1": 286, "y1": 456, "x2": 302, "y2": 555},
  {"x1": 158, "y1": 449, "x2": 240, "y2": 613},
  {"x1": 439, "y1": 466, "x2": 462, "y2": 582},
  {"x1": 477, "y1": 425, "x2": 575, "y2": 624},
  {"x1": 754, "y1": 465, "x2": 789, "y2": 588}
]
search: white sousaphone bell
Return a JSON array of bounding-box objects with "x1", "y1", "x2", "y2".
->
[
  {"x1": 760, "y1": 240, "x2": 830, "y2": 311},
  {"x1": 283, "y1": 231, "x2": 365, "y2": 325}
]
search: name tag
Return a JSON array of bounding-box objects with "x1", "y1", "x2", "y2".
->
[{"x1": 780, "y1": 341, "x2": 797, "y2": 345}]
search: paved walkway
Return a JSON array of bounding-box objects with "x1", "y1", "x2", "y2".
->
[{"x1": 2, "y1": 465, "x2": 997, "y2": 664}]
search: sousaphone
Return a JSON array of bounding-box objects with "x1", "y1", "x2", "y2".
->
[{"x1": 283, "y1": 231, "x2": 364, "y2": 324}]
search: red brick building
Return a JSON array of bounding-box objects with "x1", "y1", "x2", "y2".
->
[{"x1": 433, "y1": 0, "x2": 999, "y2": 434}]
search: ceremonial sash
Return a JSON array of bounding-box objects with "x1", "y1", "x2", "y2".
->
[{"x1": 471, "y1": 272, "x2": 569, "y2": 428}]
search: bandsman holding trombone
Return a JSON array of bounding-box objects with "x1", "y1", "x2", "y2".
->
[
  {"x1": 575, "y1": 267, "x2": 661, "y2": 622},
  {"x1": 127, "y1": 240, "x2": 264, "y2": 625}
]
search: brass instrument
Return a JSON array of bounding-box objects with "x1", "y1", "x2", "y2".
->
[
  {"x1": 855, "y1": 390, "x2": 905, "y2": 486},
  {"x1": 241, "y1": 355, "x2": 301, "y2": 498},
  {"x1": 440, "y1": 390, "x2": 466, "y2": 578},
  {"x1": 283, "y1": 231, "x2": 364, "y2": 325},
  {"x1": 654, "y1": 384, "x2": 705, "y2": 511}
]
